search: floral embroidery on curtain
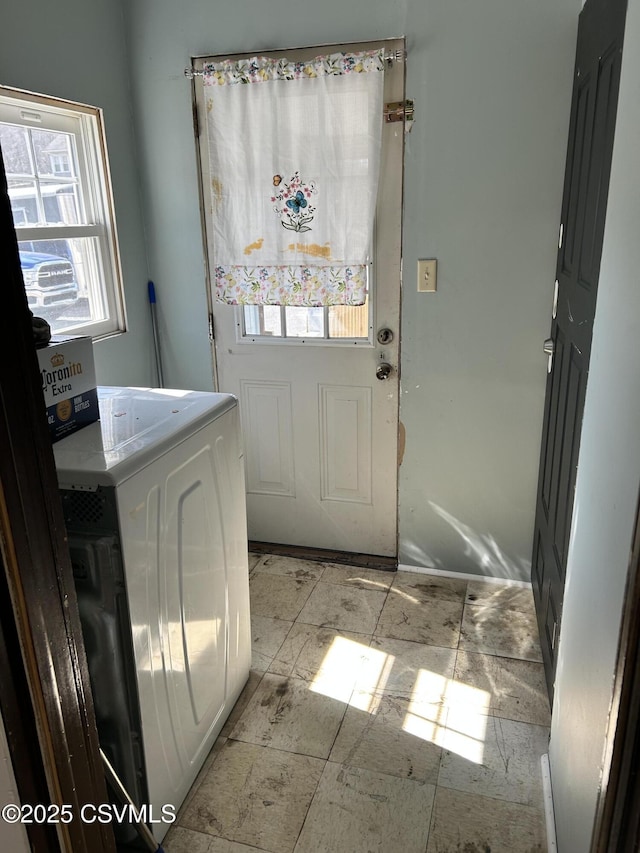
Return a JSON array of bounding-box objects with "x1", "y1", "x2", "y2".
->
[
  {"x1": 203, "y1": 50, "x2": 385, "y2": 85},
  {"x1": 203, "y1": 49, "x2": 385, "y2": 306}
]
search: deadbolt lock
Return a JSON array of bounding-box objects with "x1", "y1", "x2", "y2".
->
[{"x1": 377, "y1": 328, "x2": 394, "y2": 345}]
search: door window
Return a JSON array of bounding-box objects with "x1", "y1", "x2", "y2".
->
[{"x1": 240, "y1": 294, "x2": 371, "y2": 343}]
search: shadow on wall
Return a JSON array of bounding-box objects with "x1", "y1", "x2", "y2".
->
[{"x1": 403, "y1": 503, "x2": 531, "y2": 581}]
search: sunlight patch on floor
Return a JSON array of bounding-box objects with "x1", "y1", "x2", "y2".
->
[
  {"x1": 309, "y1": 636, "x2": 490, "y2": 764},
  {"x1": 440, "y1": 677, "x2": 490, "y2": 764},
  {"x1": 404, "y1": 672, "x2": 489, "y2": 764},
  {"x1": 309, "y1": 636, "x2": 392, "y2": 707}
]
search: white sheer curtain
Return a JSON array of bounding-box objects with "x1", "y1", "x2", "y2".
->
[{"x1": 203, "y1": 50, "x2": 385, "y2": 305}]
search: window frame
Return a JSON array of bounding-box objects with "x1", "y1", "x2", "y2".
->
[
  {"x1": 0, "y1": 87, "x2": 126, "y2": 339},
  {"x1": 235, "y1": 285, "x2": 375, "y2": 347}
]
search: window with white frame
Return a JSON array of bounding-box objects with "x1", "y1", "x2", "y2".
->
[
  {"x1": 240, "y1": 292, "x2": 372, "y2": 343},
  {"x1": 0, "y1": 89, "x2": 125, "y2": 338}
]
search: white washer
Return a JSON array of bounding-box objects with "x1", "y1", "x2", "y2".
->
[{"x1": 54, "y1": 386, "x2": 251, "y2": 843}]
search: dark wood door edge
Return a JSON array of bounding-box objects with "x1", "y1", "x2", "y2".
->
[
  {"x1": 0, "y1": 149, "x2": 116, "y2": 851},
  {"x1": 249, "y1": 540, "x2": 398, "y2": 572},
  {"x1": 592, "y1": 486, "x2": 640, "y2": 852},
  {"x1": 0, "y1": 549, "x2": 58, "y2": 852}
]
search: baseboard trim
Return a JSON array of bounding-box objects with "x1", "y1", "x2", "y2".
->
[
  {"x1": 397, "y1": 563, "x2": 532, "y2": 588},
  {"x1": 541, "y1": 754, "x2": 558, "y2": 852}
]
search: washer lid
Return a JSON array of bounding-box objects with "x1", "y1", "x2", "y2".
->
[{"x1": 54, "y1": 386, "x2": 237, "y2": 487}]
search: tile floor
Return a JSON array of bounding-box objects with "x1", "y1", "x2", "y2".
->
[{"x1": 163, "y1": 554, "x2": 552, "y2": 853}]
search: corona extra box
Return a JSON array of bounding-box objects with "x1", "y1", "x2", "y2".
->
[{"x1": 36, "y1": 335, "x2": 99, "y2": 442}]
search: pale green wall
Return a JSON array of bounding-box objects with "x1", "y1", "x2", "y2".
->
[
  {"x1": 124, "y1": 0, "x2": 579, "y2": 580},
  {"x1": 0, "y1": 0, "x2": 154, "y2": 386},
  {"x1": 400, "y1": 0, "x2": 579, "y2": 579}
]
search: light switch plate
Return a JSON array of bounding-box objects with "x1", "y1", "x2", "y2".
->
[{"x1": 418, "y1": 259, "x2": 437, "y2": 292}]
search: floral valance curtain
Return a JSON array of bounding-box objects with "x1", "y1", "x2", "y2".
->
[{"x1": 203, "y1": 49, "x2": 385, "y2": 306}]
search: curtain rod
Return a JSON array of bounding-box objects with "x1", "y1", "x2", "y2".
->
[{"x1": 184, "y1": 49, "x2": 405, "y2": 79}]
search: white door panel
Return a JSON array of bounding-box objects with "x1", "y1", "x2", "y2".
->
[
  {"x1": 319, "y1": 383, "x2": 372, "y2": 504},
  {"x1": 196, "y1": 39, "x2": 404, "y2": 557},
  {"x1": 241, "y1": 380, "x2": 296, "y2": 496}
]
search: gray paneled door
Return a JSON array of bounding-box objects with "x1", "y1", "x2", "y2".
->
[{"x1": 532, "y1": 0, "x2": 627, "y2": 701}]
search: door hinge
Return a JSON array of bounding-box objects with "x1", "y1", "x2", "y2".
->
[
  {"x1": 208, "y1": 313, "x2": 214, "y2": 342},
  {"x1": 384, "y1": 99, "x2": 414, "y2": 125},
  {"x1": 192, "y1": 103, "x2": 200, "y2": 137}
]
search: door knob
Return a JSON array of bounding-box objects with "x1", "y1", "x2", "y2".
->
[
  {"x1": 543, "y1": 338, "x2": 554, "y2": 374},
  {"x1": 376, "y1": 362, "x2": 392, "y2": 381}
]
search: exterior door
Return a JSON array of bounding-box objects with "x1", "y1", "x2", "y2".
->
[
  {"x1": 193, "y1": 40, "x2": 405, "y2": 558},
  {"x1": 532, "y1": 0, "x2": 627, "y2": 700}
]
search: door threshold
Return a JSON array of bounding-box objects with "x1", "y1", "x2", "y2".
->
[{"x1": 248, "y1": 541, "x2": 397, "y2": 572}]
